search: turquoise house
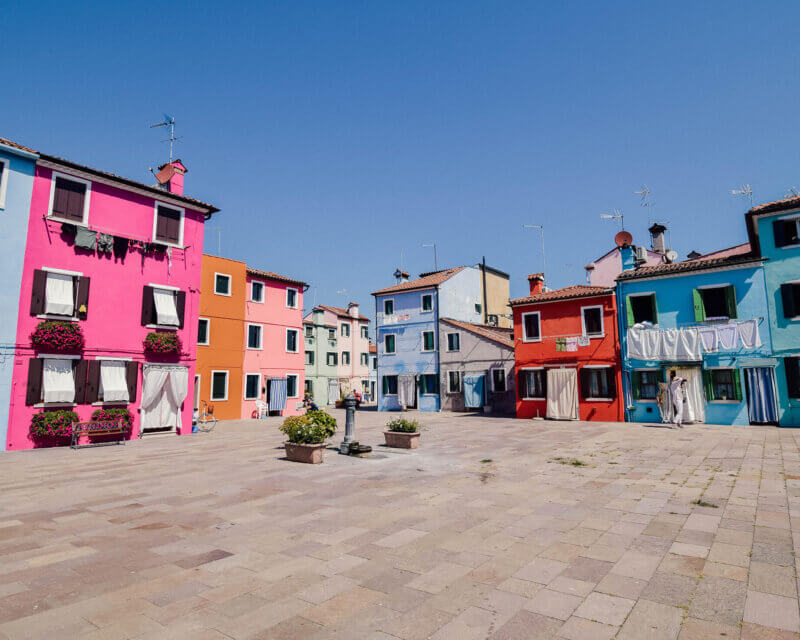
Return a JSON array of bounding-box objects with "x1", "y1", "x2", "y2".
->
[
  {"x1": 746, "y1": 198, "x2": 800, "y2": 426},
  {"x1": 616, "y1": 239, "x2": 775, "y2": 426},
  {"x1": 0, "y1": 138, "x2": 38, "y2": 449}
]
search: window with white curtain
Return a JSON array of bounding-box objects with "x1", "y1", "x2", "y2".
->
[
  {"x1": 153, "y1": 288, "x2": 179, "y2": 326},
  {"x1": 100, "y1": 361, "x2": 129, "y2": 402},
  {"x1": 45, "y1": 272, "x2": 75, "y2": 316},
  {"x1": 43, "y1": 358, "x2": 75, "y2": 403}
]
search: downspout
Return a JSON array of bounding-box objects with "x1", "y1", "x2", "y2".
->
[
  {"x1": 615, "y1": 280, "x2": 630, "y2": 423},
  {"x1": 481, "y1": 257, "x2": 489, "y2": 324},
  {"x1": 435, "y1": 285, "x2": 442, "y2": 412}
]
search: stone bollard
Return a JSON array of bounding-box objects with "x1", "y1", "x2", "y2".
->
[{"x1": 339, "y1": 392, "x2": 357, "y2": 454}]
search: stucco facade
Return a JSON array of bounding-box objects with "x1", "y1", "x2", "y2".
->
[
  {"x1": 586, "y1": 243, "x2": 664, "y2": 287},
  {"x1": 303, "y1": 309, "x2": 339, "y2": 405}
]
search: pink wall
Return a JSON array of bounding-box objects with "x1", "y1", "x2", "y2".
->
[
  {"x1": 242, "y1": 276, "x2": 305, "y2": 418},
  {"x1": 586, "y1": 247, "x2": 664, "y2": 287},
  {"x1": 7, "y1": 164, "x2": 208, "y2": 450}
]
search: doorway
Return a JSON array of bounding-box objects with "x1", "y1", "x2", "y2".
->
[
  {"x1": 264, "y1": 377, "x2": 288, "y2": 415},
  {"x1": 744, "y1": 367, "x2": 779, "y2": 424},
  {"x1": 398, "y1": 374, "x2": 417, "y2": 409},
  {"x1": 546, "y1": 368, "x2": 579, "y2": 420},
  {"x1": 665, "y1": 367, "x2": 705, "y2": 424},
  {"x1": 141, "y1": 365, "x2": 189, "y2": 434}
]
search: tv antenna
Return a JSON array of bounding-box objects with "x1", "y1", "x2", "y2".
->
[
  {"x1": 150, "y1": 114, "x2": 182, "y2": 163},
  {"x1": 635, "y1": 185, "x2": 654, "y2": 222},
  {"x1": 785, "y1": 186, "x2": 800, "y2": 198},
  {"x1": 600, "y1": 209, "x2": 625, "y2": 229},
  {"x1": 730, "y1": 184, "x2": 753, "y2": 207},
  {"x1": 336, "y1": 288, "x2": 348, "y2": 297},
  {"x1": 422, "y1": 243, "x2": 439, "y2": 271},
  {"x1": 522, "y1": 224, "x2": 546, "y2": 277}
]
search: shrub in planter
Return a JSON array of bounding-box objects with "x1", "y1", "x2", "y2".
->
[
  {"x1": 384, "y1": 417, "x2": 421, "y2": 449},
  {"x1": 91, "y1": 407, "x2": 133, "y2": 430},
  {"x1": 280, "y1": 411, "x2": 338, "y2": 463},
  {"x1": 30, "y1": 410, "x2": 79, "y2": 438},
  {"x1": 143, "y1": 331, "x2": 182, "y2": 354},
  {"x1": 386, "y1": 418, "x2": 420, "y2": 433},
  {"x1": 30, "y1": 321, "x2": 84, "y2": 352},
  {"x1": 305, "y1": 410, "x2": 337, "y2": 438}
]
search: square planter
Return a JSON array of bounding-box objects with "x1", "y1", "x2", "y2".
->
[
  {"x1": 284, "y1": 441, "x2": 327, "y2": 463},
  {"x1": 383, "y1": 430, "x2": 420, "y2": 449}
]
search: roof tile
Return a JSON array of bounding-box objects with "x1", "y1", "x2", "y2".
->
[
  {"x1": 246, "y1": 267, "x2": 307, "y2": 288},
  {"x1": 372, "y1": 267, "x2": 466, "y2": 295},
  {"x1": 439, "y1": 318, "x2": 514, "y2": 349},
  {"x1": 509, "y1": 285, "x2": 613, "y2": 306}
]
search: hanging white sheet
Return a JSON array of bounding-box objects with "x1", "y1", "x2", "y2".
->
[
  {"x1": 717, "y1": 323, "x2": 737, "y2": 350},
  {"x1": 626, "y1": 324, "x2": 702, "y2": 361},
  {"x1": 42, "y1": 358, "x2": 75, "y2": 403},
  {"x1": 546, "y1": 369, "x2": 579, "y2": 420},
  {"x1": 100, "y1": 361, "x2": 129, "y2": 402},
  {"x1": 153, "y1": 288, "x2": 179, "y2": 326},
  {"x1": 737, "y1": 319, "x2": 762, "y2": 349},
  {"x1": 45, "y1": 273, "x2": 74, "y2": 316},
  {"x1": 697, "y1": 326, "x2": 718, "y2": 352}
]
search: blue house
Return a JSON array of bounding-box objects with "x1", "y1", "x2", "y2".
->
[
  {"x1": 745, "y1": 198, "x2": 800, "y2": 426},
  {"x1": 0, "y1": 138, "x2": 38, "y2": 449},
  {"x1": 372, "y1": 266, "x2": 495, "y2": 412},
  {"x1": 616, "y1": 226, "x2": 774, "y2": 426}
]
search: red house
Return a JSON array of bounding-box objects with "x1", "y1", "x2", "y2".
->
[{"x1": 511, "y1": 274, "x2": 624, "y2": 422}]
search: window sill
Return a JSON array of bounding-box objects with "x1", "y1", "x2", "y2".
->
[
  {"x1": 198, "y1": 342, "x2": 210, "y2": 347},
  {"x1": 210, "y1": 397, "x2": 228, "y2": 403},
  {"x1": 91, "y1": 401, "x2": 130, "y2": 406},
  {"x1": 146, "y1": 324, "x2": 180, "y2": 330},
  {"x1": 34, "y1": 402, "x2": 75, "y2": 408},
  {"x1": 522, "y1": 338, "x2": 541, "y2": 343},
  {"x1": 709, "y1": 400, "x2": 740, "y2": 404},
  {"x1": 214, "y1": 291, "x2": 232, "y2": 297},
  {"x1": 636, "y1": 399, "x2": 658, "y2": 404},
  {"x1": 585, "y1": 398, "x2": 614, "y2": 402},
  {"x1": 522, "y1": 397, "x2": 545, "y2": 401},
  {"x1": 154, "y1": 240, "x2": 185, "y2": 250},
  {"x1": 47, "y1": 215, "x2": 86, "y2": 226},
  {"x1": 247, "y1": 347, "x2": 263, "y2": 351},
  {"x1": 781, "y1": 244, "x2": 800, "y2": 250},
  {"x1": 37, "y1": 314, "x2": 79, "y2": 322},
  {"x1": 585, "y1": 334, "x2": 605, "y2": 339}
]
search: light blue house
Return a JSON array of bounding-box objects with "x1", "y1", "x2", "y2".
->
[
  {"x1": 372, "y1": 266, "x2": 494, "y2": 412},
  {"x1": 616, "y1": 229, "x2": 774, "y2": 426},
  {"x1": 0, "y1": 138, "x2": 38, "y2": 449},
  {"x1": 745, "y1": 198, "x2": 800, "y2": 426}
]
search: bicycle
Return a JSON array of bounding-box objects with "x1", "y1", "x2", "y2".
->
[{"x1": 196, "y1": 400, "x2": 218, "y2": 432}]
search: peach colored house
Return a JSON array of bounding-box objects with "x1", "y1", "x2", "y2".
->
[
  {"x1": 242, "y1": 267, "x2": 307, "y2": 418},
  {"x1": 6, "y1": 140, "x2": 218, "y2": 450}
]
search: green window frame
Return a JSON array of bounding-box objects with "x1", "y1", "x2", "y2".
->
[
  {"x1": 383, "y1": 299, "x2": 394, "y2": 316},
  {"x1": 703, "y1": 368, "x2": 742, "y2": 402},
  {"x1": 631, "y1": 370, "x2": 660, "y2": 400},
  {"x1": 420, "y1": 374, "x2": 439, "y2": 395},
  {"x1": 626, "y1": 293, "x2": 658, "y2": 326},
  {"x1": 694, "y1": 286, "x2": 737, "y2": 322},
  {"x1": 421, "y1": 294, "x2": 433, "y2": 312},
  {"x1": 421, "y1": 331, "x2": 435, "y2": 352},
  {"x1": 382, "y1": 375, "x2": 398, "y2": 395},
  {"x1": 384, "y1": 334, "x2": 396, "y2": 354}
]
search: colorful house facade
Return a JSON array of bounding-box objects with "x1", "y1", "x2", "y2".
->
[
  {"x1": 303, "y1": 308, "x2": 339, "y2": 405},
  {"x1": 511, "y1": 274, "x2": 624, "y2": 422},
  {"x1": 6, "y1": 140, "x2": 218, "y2": 450},
  {"x1": 0, "y1": 138, "x2": 38, "y2": 450}
]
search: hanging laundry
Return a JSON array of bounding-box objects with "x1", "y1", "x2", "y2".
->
[
  {"x1": 736, "y1": 319, "x2": 762, "y2": 349},
  {"x1": 660, "y1": 329, "x2": 680, "y2": 360},
  {"x1": 675, "y1": 328, "x2": 702, "y2": 361},
  {"x1": 96, "y1": 233, "x2": 114, "y2": 254},
  {"x1": 113, "y1": 236, "x2": 129, "y2": 259},
  {"x1": 555, "y1": 338, "x2": 567, "y2": 352},
  {"x1": 75, "y1": 226, "x2": 97, "y2": 250},
  {"x1": 566, "y1": 337, "x2": 578, "y2": 352},
  {"x1": 577, "y1": 336, "x2": 590, "y2": 347},
  {"x1": 697, "y1": 325, "x2": 718, "y2": 352},
  {"x1": 717, "y1": 323, "x2": 738, "y2": 350},
  {"x1": 60, "y1": 222, "x2": 77, "y2": 237}
]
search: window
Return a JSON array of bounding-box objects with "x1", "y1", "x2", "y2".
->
[
  {"x1": 361, "y1": 326, "x2": 369, "y2": 338},
  {"x1": 421, "y1": 294, "x2": 433, "y2": 312},
  {"x1": 286, "y1": 374, "x2": 298, "y2": 398},
  {"x1": 785, "y1": 357, "x2": 800, "y2": 399},
  {"x1": 581, "y1": 306, "x2": 604, "y2": 337},
  {"x1": 327, "y1": 352, "x2": 338, "y2": 366},
  {"x1": 247, "y1": 324, "x2": 263, "y2": 350},
  {"x1": 774, "y1": 216, "x2": 800, "y2": 248},
  {"x1": 251, "y1": 281, "x2": 264, "y2": 302},
  {"x1": 304, "y1": 380, "x2": 313, "y2": 395},
  {"x1": 360, "y1": 353, "x2": 368, "y2": 366},
  {"x1": 341, "y1": 323, "x2": 350, "y2": 337},
  {"x1": 626, "y1": 293, "x2": 658, "y2": 325},
  {"x1": 305, "y1": 325, "x2": 313, "y2": 337},
  {"x1": 372, "y1": 356, "x2": 377, "y2": 370},
  {"x1": 342, "y1": 351, "x2": 350, "y2": 365},
  {"x1": 632, "y1": 370, "x2": 659, "y2": 401},
  {"x1": 522, "y1": 312, "x2": 541, "y2": 342},
  {"x1": 49, "y1": 173, "x2": 89, "y2": 224},
  {"x1": 491, "y1": 368, "x2": 507, "y2": 392},
  {"x1": 781, "y1": 282, "x2": 800, "y2": 319},
  {"x1": 214, "y1": 273, "x2": 231, "y2": 296},
  {"x1": 694, "y1": 286, "x2": 737, "y2": 321},
  {"x1": 96, "y1": 360, "x2": 131, "y2": 403},
  {"x1": 151, "y1": 286, "x2": 180, "y2": 326},
  {"x1": 44, "y1": 271, "x2": 76, "y2": 317},
  {"x1": 447, "y1": 370, "x2": 462, "y2": 393},
  {"x1": 704, "y1": 368, "x2": 741, "y2": 402},
  {"x1": 244, "y1": 373, "x2": 260, "y2": 400},
  {"x1": 488, "y1": 314, "x2": 499, "y2": 326},
  {"x1": 421, "y1": 331, "x2": 435, "y2": 352},
  {"x1": 286, "y1": 329, "x2": 299, "y2": 352},
  {"x1": 520, "y1": 369, "x2": 547, "y2": 399},
  {"x1": 30, "y1": 269, "x2": 90, "y2": 321},
  {"x1": 580, "y1": 367, "x2": 616, "y2": 400},
  {"x1": 211, "y1": 371, "x2": 229, "y2": 401},
  {"x1": 328, "y1": 328, "x2": 336, "y2": 340},
  {"x1": 384, "y1": 334, "x2": 396, "y2": 354},
  {"x1": 197, "y1": 318, "x2": 210, "y2": 345},
  {"x1": 153, "y1": 203, "x2": 183, "y2": 246},
  {"x1": 446, "y1": 333, "x2": 460, "y2": 352},
  {"x1": 286, "y1": 288, "x2": 298, "y2": 308},
  {"x1": 475, "y1": 303, "x2": 482, "y2": 314},
  {"x1": 383, "y1": 299, "x2": 394, "y2": 316},
  {"x1": 420, "y1": 374, "x2": 439, "y2": 395},
  {"x1": 382, "y1": 375, "x2": 398, "y2": 395},
  {"x1": 41, "y1": 357, "x2": 78, "y2": 404},
  {"x1": 0, "y1": 159, "x2": 8, "y2": 209},
  {"x1": 305, "y1": 351, "x2": 315, "y2": 365}
]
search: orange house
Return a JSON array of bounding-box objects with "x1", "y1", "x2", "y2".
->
[{"x1": 195, "y1": 255, "x2": 246, "y2": 420}]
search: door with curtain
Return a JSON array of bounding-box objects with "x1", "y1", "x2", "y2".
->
[
  {"x1": 665, "y1": 367, "x2": 705, "y2": 424},
  {"x1": 327, "y1": 379, "x2": 340, "y2": 405},
  {"x1": 462, "y1": 374, "x2": 485, "y2": 409},
  {"x1": 546, "y1": 368, "x2": 579, "y2": 420},
  {"x1": 744, "y1": 367, "x2": 779, "y2": 424},
  {"x1": 141, "y1": 365, "x2": 189, "y2": 434},
  {"x1": 265, "y1": 377, "x2": 288, "y2": 414}
]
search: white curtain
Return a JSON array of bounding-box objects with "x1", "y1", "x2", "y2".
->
[
  {"x1": 153, "y1": 289, "x2": 179, "y2": 326},
  {"x1": 141, "y1": 366, "x2": 171, "y2": 430},
  {"x1": 546, "y1": 369, "x2": 579, "y2": 420},
  {"x1": 100, "y1": 361, "x2": 129, "y2": 402},
  {"x1": 45, "y1": 273, "x2": 74, "y2": 316},
  {"x1": 168, "y1": 367, "x2": 189, "y2": 408},
  {"x1": 675, "y1": 367, "x2": 705, "y2": 423},
  {"x1": 43, "y1": 358, "x2": 75, "y2": 403}
]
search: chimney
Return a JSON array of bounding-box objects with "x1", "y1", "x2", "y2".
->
[
  {"x1": 154, "y1": 159, "x2": 187, "y2": 196},
  {"x1": 649, "y1": 223, "x2": 667, "y2": 255},
  {"x1": 620, "y1": 246, "x2": 636, "y2": 271},
  {"x1": 527, "y1": 273, "x2": 545, "y2": 296},
  {"x1": 393, "y1": 269, "x2": 409, "y2": 284},
  {"x1": 347, "y1": 302, "x2": 359, "y2": 318}
]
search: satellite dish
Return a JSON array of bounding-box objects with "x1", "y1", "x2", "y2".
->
[
  {"x1": 666, "y1": 250, "x2": 679, "y2": 263},
  {"x1": 614, "y1": 231, "x2": 633, "y2": 248}
]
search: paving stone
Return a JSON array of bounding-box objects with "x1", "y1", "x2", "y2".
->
[
  {"x1": 557, "y1": 616, "x2": 617, "y2": 640},
  {"x1": 740, "y1": 621, "x2": 800, "y2": 639},
  {"x1": 744, "y1": 591, "x2": 800, "y2": 633},
  {"x1": 594, "y1": 573, "x2": 648, "y2": 600},
  {"x1": 617, "y1": 599, "x2": 683, "y2": 640},
  {"x1": 708, "y1": 542, "x2": 751, "y2": 568},
  {"x1": 678, "y1": 617, "x2": 742, "y2": 639},
  {"x1": 490, "y1": 610, "x2": 562, "y2": 639},
  {"x1": 749, "y1": 562, "x2": 798, "y2": 598},
  {"x1": 524, "y1": 588, "x2": 583, "y2": 621},
  {"x1": 640, "y1": 571, "x2": 697, "y2": 608},
  {"x1": 690, "y1": 576, "x2": 748, "y2": 625},
  {"x1": 573, "y1": 592, "x2": 635, "y2": 626},
  {"x1": 513, "y1": 558, "x2": 568, "y2": 585}
]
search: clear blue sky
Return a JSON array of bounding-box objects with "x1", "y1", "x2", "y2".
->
[{"x1": 4, "y1": 1, "x2": 800, "y2": 321}]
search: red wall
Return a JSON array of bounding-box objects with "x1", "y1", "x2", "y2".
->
[{"x1": 513, "y1": 293, "x2": 624, "y2": 422}]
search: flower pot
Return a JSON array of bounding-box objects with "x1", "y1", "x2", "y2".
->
[
  {"x1": 284, "y1": 441, "x2": 327, "y2": 464},
  {"x1": 383, "y1": 430, "x2": 420, "y2": 449}
]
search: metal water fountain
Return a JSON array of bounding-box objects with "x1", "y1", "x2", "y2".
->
[{"x1": 339, "y1": 392, "x2": 372, "y2": 457}]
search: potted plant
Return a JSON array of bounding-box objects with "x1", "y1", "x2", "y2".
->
[
  {"x1": 384, "y1": 417, "x2": 421, "y2": 449},
  {"x1": 30, "y1": 321, "x2": 84, "y2": 352},
  {"x1": 30, "y1": 409, "x2": 79, "y2": 443},
  {"x1": 143, "y1": 331, "x2": 182, "y2": 355},
  {"x1": 91, "y1": 407, "x2": 133, "y2": 430},
  {"x1": 280, "y1": 410, "x2": 337, "y2": 463}
]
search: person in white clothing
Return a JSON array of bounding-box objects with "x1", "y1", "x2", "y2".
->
[{"x1": 669, "y1": 372, "x2": 686, "y2": 428}]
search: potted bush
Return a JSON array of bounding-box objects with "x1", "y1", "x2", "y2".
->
[
  {"x1": 280, "y1": 410, "x2": 337, "y2": 463},
  {"x1": 143, "y1": 331, "x2": 182, "y2": 355},
  {"x1": 91, "y1": 407, "x2": 133, "y2": 430},
  {"x1": 384, "y1": 417, "x2": 421, "y2": 449},
  {"x1": 30, "y1": 321, "x2": 84, "y2": 352},
  {"x1": 30, "y1": 409, "x2": 79, "y2": 442}
]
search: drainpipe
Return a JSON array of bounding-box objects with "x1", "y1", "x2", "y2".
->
[
  {"x1": 435, "y1": 285, "x2": 442, "y2": 411},
  {"x1": 615, "y1": 280, "x2": 631, "y2": 423},
  {"x1": 481, "y1": 257, "x2": 489, "y2": 324}
]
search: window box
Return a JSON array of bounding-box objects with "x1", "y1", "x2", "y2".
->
[
  {"x1": 626, "y1": 293, "x2": 657, "y2": 326},
  {"x1": 30, "y1": 321, "x2": 84, "y2": 352},
  {"x1": 30, "y1": 409, "x2": 79, "y2": 439},
  {"x1": 143, "y1": 331, "x2": 182, "y2": 355},
  {"x1": 90, "y1": 407, "x2": 133, "y2": 430}
]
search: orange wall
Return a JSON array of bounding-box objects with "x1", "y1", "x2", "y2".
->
[{"x1": 196, "y1": 255, "x2": 246, "y2": 420}]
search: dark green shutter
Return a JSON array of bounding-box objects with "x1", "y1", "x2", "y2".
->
[
  {"x1": 626, "y1": 296, "x2": 635, "y2": 326},
  {"x1": 631, "y1": 371, "x2": 641, "y2": 400},
  {"x1": 774, "y1": 219, "x2": 788, "y2": 248},
  {"x1": 786, "y1": 358, "x2": 800, "y2": 399},
  {"x1": 702, "y1": 369, "x2": 713, "y2": 401},
  {"x1": 693, "y1": 289, "x2": 705, "y2": 322},
  {"x1": 781, "y1": 284, "x2": 797, "y2": 318},
  {"x1": 650, "y1": 294, "x2": 658, "y2": 325},
  {"x1": 724, "y1": 285, "x2": 738, "y2": 319},
  {"x1": 732, "y1": 369, "x2": 742, "y2": 401}
]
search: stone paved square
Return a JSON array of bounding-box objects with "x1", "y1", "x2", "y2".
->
[{"x1": 1, "y1": 410, "x2": 800, "y2": 639}]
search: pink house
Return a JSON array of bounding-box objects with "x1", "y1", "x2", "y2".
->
[
  {"x1": 6, "y1": 147, "x2": 218, "y2": 450},
  {"x1": 242, "y1": 267, "x2": 306, "y2": 419}
]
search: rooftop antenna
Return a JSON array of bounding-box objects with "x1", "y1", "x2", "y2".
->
[
  {"x1": 635, "y1": 185, "x2": 654, "y2": 223},
  {"x1": 422, "y1": 243, "x2": 438, "y2": 271},
  {"x1": 150, "y1": 113, "x2": 182, "y2": 163},
  {"x1": 730, "y1": 184, "x2": 754, "y2": 207},
  {"x1": 600, "y1": 209, "x2": 625, "y2": 230},
  {"x1": 785, "y1": 186, "x2": 800, "y2": 198},
  {"x1": 522, "y1": 224, "x2": 546, "y2": 281}
]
